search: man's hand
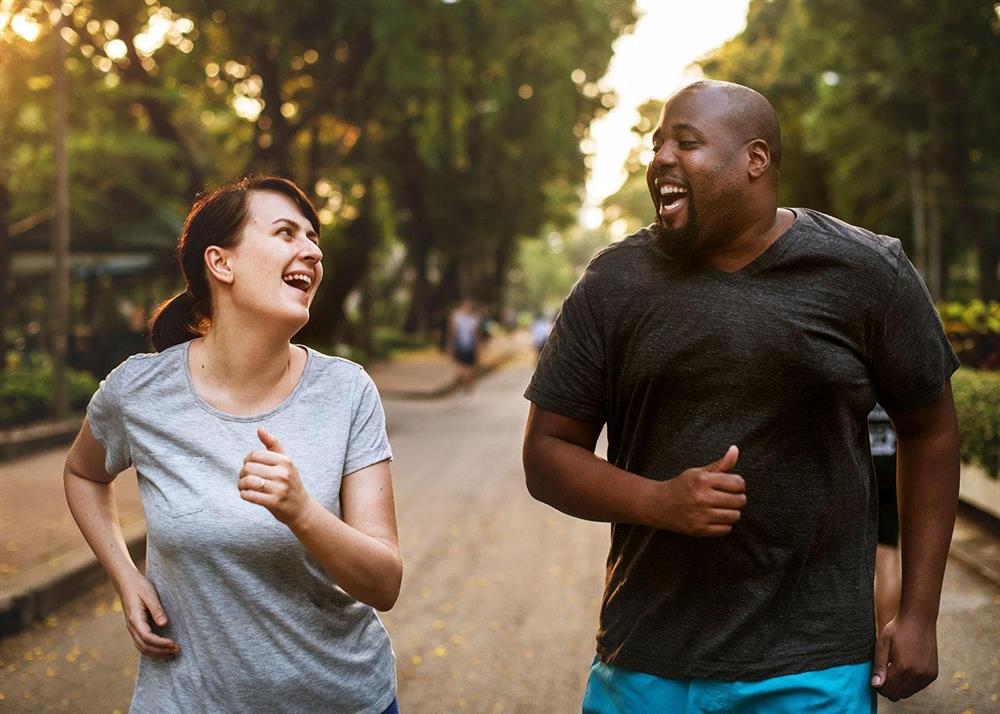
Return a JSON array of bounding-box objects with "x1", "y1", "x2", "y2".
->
[
  {"x1": 652, "y1": 446, "x2": 747, "y2": 537},
  {"x1": 871, "y1": 615, "x2": 939, "y2": 700}
]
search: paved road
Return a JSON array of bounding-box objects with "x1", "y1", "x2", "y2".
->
[{"x1": 2, "y1": 360, "x2": 997, "y2": 712}]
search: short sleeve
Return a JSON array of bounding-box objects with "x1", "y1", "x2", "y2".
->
[
  {"x1": 343, "y1": 368, "x2": 393, "y2": 476},
  {"x1": 86, "y1": 360, "x2": 133, "y2": 476},
  {"x1": 870, "y1": 250, "x2": 960, "y2": 411},
  {"x1": 524, "y1": 272, "x2": 607, "y2": 422}
]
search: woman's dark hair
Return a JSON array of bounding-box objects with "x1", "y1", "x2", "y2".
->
[{"x1": 149, "y1": 176, "x2": 320, "y2": 352}]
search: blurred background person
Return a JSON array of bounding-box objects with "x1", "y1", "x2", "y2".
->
[
  {"x1": 531, "y1": 312, "x2": 553, "y2": 358},
  {"x1": 869, "y1": 403, "x2": 901, "y2": 633},
  {"x1": 447, "y1": 298, "x2": 481, "y2": 393}
]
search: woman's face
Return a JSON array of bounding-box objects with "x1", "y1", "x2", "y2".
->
[{"x1": 219, "y1": 190, "x2": 324, "y2": 329}]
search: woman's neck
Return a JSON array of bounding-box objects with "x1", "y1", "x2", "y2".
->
[{"x1": 191, "y1": 319, "x2": 301, "y2": 411}]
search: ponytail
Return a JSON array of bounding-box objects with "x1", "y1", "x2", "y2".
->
[{"x1": 149, "y1": 290, "x2": 204, "y2": 352}]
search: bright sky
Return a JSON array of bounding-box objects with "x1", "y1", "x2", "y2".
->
[{"x1": 584, "y1": 0, "x2": 750, "y2": 222}]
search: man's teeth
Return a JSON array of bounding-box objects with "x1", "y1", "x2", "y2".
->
[
  {"x1": 659, "y1": 185, "x2": 687, "y2": 196},
  {"x1": 282, "y1": 273, "x2": 312, "y2": 286}
]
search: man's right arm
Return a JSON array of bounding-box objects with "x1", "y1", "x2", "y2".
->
[{"x1": 522, "y1": 404, "x2": 746, "y2": 536}]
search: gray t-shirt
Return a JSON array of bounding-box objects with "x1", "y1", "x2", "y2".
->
[
  {"x1": 525, "y1": 208, "x2": 959, "y2": 681},
  {"x1": 87, "y1": 342, "x2": 396, "y2": 713}
]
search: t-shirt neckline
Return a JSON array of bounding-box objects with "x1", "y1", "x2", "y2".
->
[
  {"x1": 182, "y1": 340, "x2": 314, "y2": 422},
  {"x1": 705, "y1": 208, "x2": 806, "y2": 278}
]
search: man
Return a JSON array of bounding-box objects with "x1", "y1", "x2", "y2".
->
[{"x1": 522, "y1": 81, "x2": 959, "y2": 713}]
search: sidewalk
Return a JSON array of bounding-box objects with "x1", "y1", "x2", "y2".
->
[{"x1": 0, "y1": 332, "x2": 526, "y2": 636}]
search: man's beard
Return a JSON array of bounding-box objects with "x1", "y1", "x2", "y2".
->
[{"x1": 653, "y1": 199, "x2": 699, "y2": 261}]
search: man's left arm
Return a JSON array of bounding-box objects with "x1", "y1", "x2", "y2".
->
[{"x1": 872, "y1": 382, "x2": 960, "y2": 701}]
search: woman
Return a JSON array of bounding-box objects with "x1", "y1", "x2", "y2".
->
[
  {"x1": 64, "y1": 177, "x2": 401, "y2": 713},
  {"x1": 868, "y1": 403, "x2": 901, "y2": 633}
]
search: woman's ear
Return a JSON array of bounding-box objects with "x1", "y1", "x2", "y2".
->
[{"x1": 204, "y1": 246, "x2": 234, "y2": 285}]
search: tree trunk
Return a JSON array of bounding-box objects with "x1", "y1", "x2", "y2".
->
[
  {"x1": 110, "y1": 12, "x2": 204, "y2": 200},
  {"x1": 53, "y1": 21, "x2": 70, "y2": 417},
  {"x1": 492, "y1": 238, "x2": 511, "y2": 318},
  {"x1": 402, "y1": 238, "x2": 431, "y2": 334},
  {"x1": 298, "y1": 179, "x2": 380, "y2": 348},
  {"x1": 907, "y1": 133, "x2": 928, "y2": 285},
  {"x1": 305, "y1": 122, "x2": 321, "y2": 202},
  {"x1": 977, "y1": 220, "x2": 1000, "y2": 301},
  {"x1": 928, "y1": 76, "x2": 993, "y2": 300},
  {"x1": 0, "y1": 181, "x2": 10, "y2": 368},
  {"x1": 927, "y1": 190, "x2": 942, "y2": 300},
  {"x1": 249, "y1": 45, "x2": 293, "y2": 179}
]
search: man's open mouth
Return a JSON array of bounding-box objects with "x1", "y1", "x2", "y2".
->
[
  {"x1": 282, "y1": 272, "x2": 313, "y2": 292},
  {"x1": 658, "y1": 182, "x2": 688, "y2": 209},
  {"x1": 657, "y1": 181, "x2": 689, "y2": 220}
]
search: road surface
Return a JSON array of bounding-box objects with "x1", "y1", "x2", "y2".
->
[{"x1": 2, "y1": 360, "x2": 997, "y2": 712}]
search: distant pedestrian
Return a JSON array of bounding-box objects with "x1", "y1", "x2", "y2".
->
[
  {"x1": 531, "y1": 312, "x2": 553, "y2": 357},
  {"x1": 63, "y1": 177, "x2": 401, "y2": 713},
  {"x1": 448, "y1": 298, "x2": 481, "y2": 392},
  {"x1": 523, "y1": 81, "x2": 959, "y2": 712}
]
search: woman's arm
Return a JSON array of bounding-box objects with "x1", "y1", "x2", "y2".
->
[
  {"x1": 291, "y1": 461, "x2": 401, "y2": 611},
  {"x1": 64, "y1": 419, "x2": 179, "y2": 658},
  {"x1": 240, "y1": 428, "x2": 402, "y2": 611}
]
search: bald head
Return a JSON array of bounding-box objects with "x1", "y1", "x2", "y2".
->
[{"x1": 675, "y1": 80, "x2": 782, "y2": 172}]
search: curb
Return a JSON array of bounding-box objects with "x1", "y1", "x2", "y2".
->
[
  {"x1": 949, "y1": 541, "x2": 1000, "y2": 587},
  {"x1": 948, "y1": 501, "x2": 1000, "y2": 588},
  {"x1": 0, "y1": 415, "x2": 82, "y2": 462},
  {"x1": 374, "y1": 345, "x2": 524, "y2": 400},
  {"x1": 0, "y1": 522, "x2": 146, "y2": 638}
]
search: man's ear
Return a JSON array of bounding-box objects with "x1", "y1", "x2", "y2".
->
[
  {"x1": 746, "y1": 139, "x2": 771, "y2": 179},
  {"x1": 204, "y1": 246, "x2": 234, "y2": 285}
]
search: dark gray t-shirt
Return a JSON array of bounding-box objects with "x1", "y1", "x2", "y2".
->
[
  {"x1": 88, "y1": 342, "x2": 396, "y2": 713},
  {"x1": 525, "y1": 209, "x2": 959, "y2": 681}
]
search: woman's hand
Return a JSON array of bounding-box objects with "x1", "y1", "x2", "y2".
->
[
  {"x1": 116, "y1": 571, "x2": 179, "y2": 660},
  {"x1": 238, "y1": 427, "x2": 312, "y2": 525}
]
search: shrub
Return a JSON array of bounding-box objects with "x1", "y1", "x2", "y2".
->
[
  {"x1": 0, "y1": 357, "x2": 98, "y2": 427},
  {"x1": 939, "y1": 300, "x2": 1000, "y2": 370},
  {"x1": 951, "y1": 368, "x2": 1000, "y2": 479}
]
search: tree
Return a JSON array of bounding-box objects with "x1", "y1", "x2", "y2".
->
[
  {"x1": 699, "y1": 0, "x2": 1000, "y2": 299},
  {"x1": 2, "y1": 0, "x2": 637, "y2": 366}
]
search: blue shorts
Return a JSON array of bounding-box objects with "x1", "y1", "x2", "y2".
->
[{"x1": 582, "y1": 658, "x2": 876, "y2": 714}]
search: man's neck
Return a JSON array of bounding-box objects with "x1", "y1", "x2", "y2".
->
[{"x1": 703, "y1": 208, "x2": 795, "y2": 273}]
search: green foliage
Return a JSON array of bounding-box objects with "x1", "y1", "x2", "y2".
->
[
  {"x1": 939, "y1": 300, "x2": 1000, "y2": 370},
  {"x1": 0, "y1": 357, "x2": 98, "y2": 427},
  {"x1": 939, "y1": 300, "x2": 1000, "y2": 334},
  {"x1": 696, "y1": 0, "x2": 1000, "y2": 300},
  {"x1": 510, "y1": 236, "x2": 580, "y2": 315},
  {"x1": 508, "y1": 225, "x2": 613, "y2": 316},
  {"x1": 370, "y1": 327, "x2": 435, "y2": 362},
  {"x1": 3, "y1": 0, "x2": 636, "y2": 361},
  {"x1": 952, "y1": 368, "x2": 1000, "y2": 479}
]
